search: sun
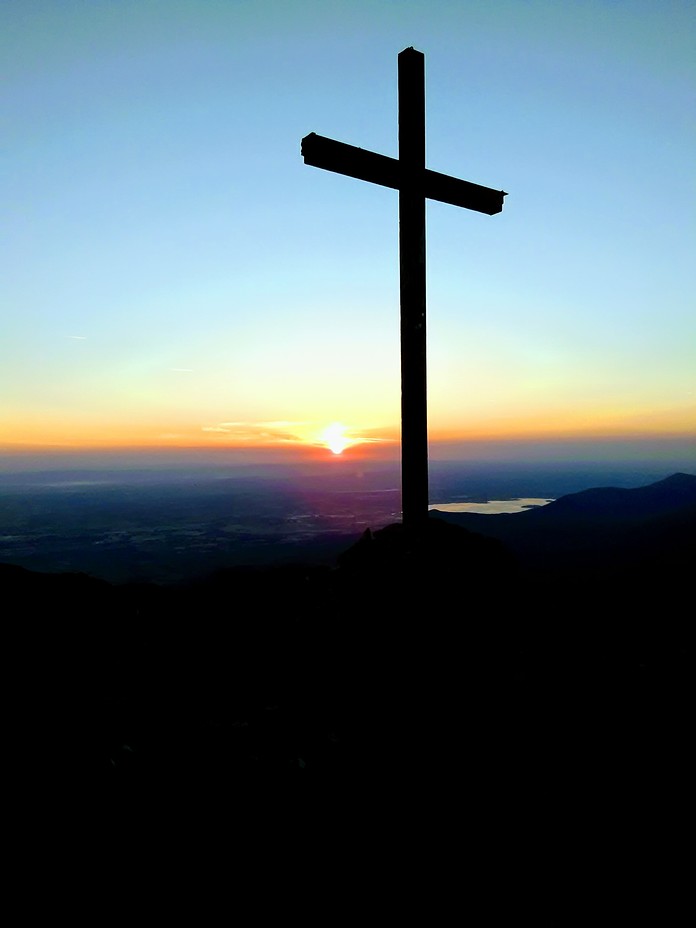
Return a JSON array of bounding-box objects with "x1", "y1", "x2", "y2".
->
[{"x1": 320, "y1": 422, "x2": 351, "y2": 455}]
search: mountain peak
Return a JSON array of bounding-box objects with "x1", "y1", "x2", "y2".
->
[{"x1": 654, "y1": 472, "x2": 696, "y2": 488}]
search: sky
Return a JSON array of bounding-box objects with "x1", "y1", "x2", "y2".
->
[{"x1": 2, "y1": 0, "x2": 694, "y2": 468}]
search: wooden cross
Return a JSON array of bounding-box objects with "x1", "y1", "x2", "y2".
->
[{"x1": 302, "y1": 47, "x2": 506, "y2": 533}]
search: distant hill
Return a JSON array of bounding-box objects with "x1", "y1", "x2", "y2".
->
[
  {"x1": 532, "y1": 470, "x2": 696, "y2": 519},
  {"x1": 430, "y1": 471, "x2": 696, "y2": 578}
]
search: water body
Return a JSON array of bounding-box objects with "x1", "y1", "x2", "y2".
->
[{"x1": 429, "y1": 498, "x2": 554, "y2": 515}]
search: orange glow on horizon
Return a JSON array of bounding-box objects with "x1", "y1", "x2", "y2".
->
[{"x1": 1, "y1": 402, "x2": 694, "y2": 458}]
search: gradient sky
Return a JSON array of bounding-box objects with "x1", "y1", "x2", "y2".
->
[{"x1": 2, "y1": 0, "x2": 694, "y2": 462}]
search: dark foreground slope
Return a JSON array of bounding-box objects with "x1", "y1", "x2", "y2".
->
[{"x1": 4, "y1": 483, "x2": 692, "y2": 921}]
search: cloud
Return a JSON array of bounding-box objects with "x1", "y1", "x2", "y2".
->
[
  {"x1": 340, "y1": 425, "x2": 398, "y2": 445},
  {"x1": 201, "y1": 420, "x2": 305, "y2": 443},
  {"x1": 257, "y1": 420, "x2": 311, "y2": 429},
  {"x1": 355, "y1": 435, "x2": 397, "y2": 444},
  {"x1": 201, "y1": 420, "x2": 398, "y2": 449},
  {"x1": 67, "y1": 335, "x2": 87, "y2": 340}
]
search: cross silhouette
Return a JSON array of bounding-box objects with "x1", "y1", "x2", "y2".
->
[{"x1": 302, "y1": 47, "x2": 506, "y2": 533}]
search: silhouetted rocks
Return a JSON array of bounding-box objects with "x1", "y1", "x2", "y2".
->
[
  {"x1": 338, "y1": 515, "x2": 515, "y2": 577},
  {"x1": 334, "y1": 516, "x2": 519, "y2": 621}
]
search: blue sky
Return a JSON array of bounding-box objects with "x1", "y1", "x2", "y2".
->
[{"x1": 2, "y1": 0, "x2": 694, "y2": 462}]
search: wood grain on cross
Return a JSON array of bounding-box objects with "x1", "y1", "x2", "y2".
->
[{"x1": 302, "y1": 47, "x2": 506, "y2": 533}]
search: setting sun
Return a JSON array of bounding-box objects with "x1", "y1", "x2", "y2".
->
[{"x1": 320, "y1": 422, "x2": 351, "y2": 455}]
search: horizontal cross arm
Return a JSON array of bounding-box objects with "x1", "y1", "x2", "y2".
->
[
  {"x1": 302, "y1": 133, "x2": 399, "y2": 190},
  {"x1": 425, "y1": 167, "x2": 506, "y2": 215},
  {"x1": 301, "y1": 133, "x2": 506, "y2": 215}
]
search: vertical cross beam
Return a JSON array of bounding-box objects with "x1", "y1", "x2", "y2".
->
[
  {"x1": 301, "y1": 48, "x2": 506, "y2": 537},
  {"x1": 398, "y1": 48, "x2": 428, "y2": 534}
]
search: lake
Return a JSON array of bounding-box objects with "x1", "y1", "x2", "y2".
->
[{"x1": 429, "y1": 498, "x2": 554, "y2": 515}]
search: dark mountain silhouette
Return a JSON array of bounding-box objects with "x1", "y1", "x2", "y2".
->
[
  {"x1": 430, "y1": 471, "x2": 696, "y2": 578},
  {"x1": 537, "y1": 470, "x2": 696, "y2": 516},
  {"x1": 4, "y1": 474, "x2": 691, "y2": 918}
]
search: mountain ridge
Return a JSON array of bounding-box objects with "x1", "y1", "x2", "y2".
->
[{"x1": 429, "y1": 471, "x2": 696, "y2": 574}]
